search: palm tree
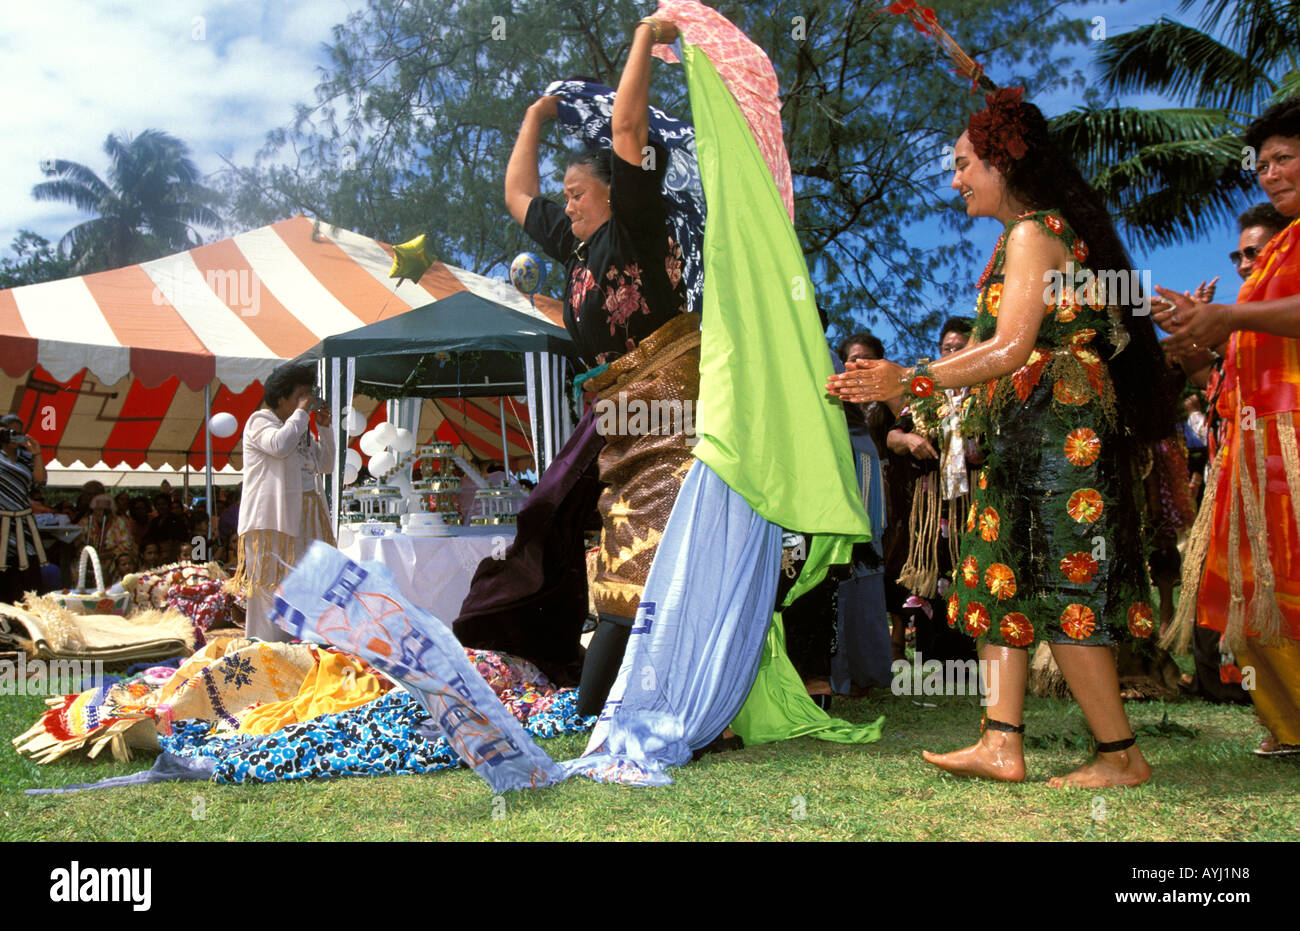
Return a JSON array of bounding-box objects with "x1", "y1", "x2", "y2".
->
[
  {"x1": 1048, "y1": 0, "x2": 1300, "y2": 250},
  {"x1": 32, "y1": 130, "x2": 224, "y2": 273}
]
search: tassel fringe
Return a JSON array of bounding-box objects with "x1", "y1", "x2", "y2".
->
[
  {"x1": 1161, "y1": 447, "x2": 1223, "y2": 653},
  {"x1": 898, "y1": 475, "x2": 941, "y2": 598}
]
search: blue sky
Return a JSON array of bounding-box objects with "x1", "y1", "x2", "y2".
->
[{"x1": 3, "y1": 0, "x2": 1266, "y2": 348}]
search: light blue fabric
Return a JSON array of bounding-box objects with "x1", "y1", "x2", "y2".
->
[
  {"x1": 266, "y1": 469, "x2": 780, "y2": 790},
  {"x1": 272, "y1": 545, "x2": 565, "y2": 793},
  {"x1": 564, "y1": 460, "x2": 781, "y2": 784},
  {"x1": 24, "y1": 753, "x2": 216, "y2": 795}
]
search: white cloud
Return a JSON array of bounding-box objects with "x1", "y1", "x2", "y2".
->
[{"x1": 2, "y1": 0, "x2": 356, "y2": 253}]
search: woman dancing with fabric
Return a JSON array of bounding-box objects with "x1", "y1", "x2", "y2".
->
[
  {"x1": 829, "y1": 87, "x2": 1178, "y2": 788},
  {"x1": 503, "y1": 15, "x2": 697, "y2": 716}
]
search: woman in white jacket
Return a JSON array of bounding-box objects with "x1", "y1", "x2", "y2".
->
[{"x1": 231, "y1": 361, "x2": 336, "y2": 641}]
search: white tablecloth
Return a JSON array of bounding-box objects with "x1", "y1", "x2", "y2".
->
[{"x1": 340, "y1": 527, "x2": 516, "y2": 627}]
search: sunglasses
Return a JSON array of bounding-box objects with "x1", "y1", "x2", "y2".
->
[{"x1": 1230, "y1": 245, "x2": 1264, "y2": 265}]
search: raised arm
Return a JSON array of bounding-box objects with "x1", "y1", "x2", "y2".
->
[
  {"x1": 829, "y1": 222, "x2": 1062, "y2": 402},
  {"x1": 504, "y1": 96, "x2": 558, "y2": 227},
  {"x1": 612, "y1": 18, "x2": 679, "y2": 167},
  {"x1": 248, "y1": 407, "x2": 310, "y2": 459},
  {"x1": 25, "y1": 437, "x2": 46, "y2": 486},
  {"x1": 313, "y1": 409, "x2": 336, "y2": 474}
]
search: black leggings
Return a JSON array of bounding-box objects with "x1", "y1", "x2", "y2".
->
[{"x1": 577, "y1": 616, "x2": 633, "y2": 717}]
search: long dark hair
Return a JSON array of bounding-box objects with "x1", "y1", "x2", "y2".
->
[{"x1": 973, "y1": 101, "x2": 1178, "y2": 447}]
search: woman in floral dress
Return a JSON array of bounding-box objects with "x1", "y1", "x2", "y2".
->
[{"x1": 829, "y1": 88, "x2": 1179, "y2": 788}]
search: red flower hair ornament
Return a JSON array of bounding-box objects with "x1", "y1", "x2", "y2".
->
[{"x1": 967, "y1": 86, "x2": 1029, "y2": 174}]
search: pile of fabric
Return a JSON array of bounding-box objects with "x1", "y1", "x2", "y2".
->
[
  {"x1": 13, "y1": 635, "x2": 595, "y2": 788},
  {"x1": 0, "y1": 561, "x2": 231, "y2": 669},
  {"x1": 162, "y1": 578, "x2": 234, "y2": 644},
  {"x1": 122, "y1": 562, "x2": 235, "y2": 643}
]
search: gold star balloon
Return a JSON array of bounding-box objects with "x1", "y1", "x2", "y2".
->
[{"x1": 389, "y1": 233, "x2": 434, "y2": 286}]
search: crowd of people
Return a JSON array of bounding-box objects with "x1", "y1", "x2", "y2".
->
[{"x1": 0, "y1": 465, "x2": 244, "y2": 597}]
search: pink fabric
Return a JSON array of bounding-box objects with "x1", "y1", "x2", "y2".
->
[{"x1": 651, "y1": 0, "x2": 794, "y2": 221}]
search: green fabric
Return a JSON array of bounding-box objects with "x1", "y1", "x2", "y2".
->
[
  {"x1": 686, "y1": 49, "x2": 869, "y2": 542},
  {"x1": 680, "y1": 45, "x2": 878, "y2": 746},
  {"x1": 730, "y1": 614, "x2": 885, "y2": 745}
]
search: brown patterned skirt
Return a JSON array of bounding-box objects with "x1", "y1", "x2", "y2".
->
[{"x1": 584, "y1": 313, "x2": 701, "y2": 620}]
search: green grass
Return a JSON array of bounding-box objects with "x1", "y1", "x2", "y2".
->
[{"x1": 3, "y1": 685, "x2": 1296, "y2": 842}]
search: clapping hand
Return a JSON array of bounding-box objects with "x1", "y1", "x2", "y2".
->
[
  {"x1": 1150, "y1": 278, "x2": 1218, "y2": 316},
  {"x1": 827, "y1": 358, "x2": 907, "y2": 403},
  {"x1": 1153, "y1": 286, "x2": 1234, "y2": 356}
]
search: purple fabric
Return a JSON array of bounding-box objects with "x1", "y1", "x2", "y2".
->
[
  {"x1": 451, "y1": 408, "x2": 604, "y2": 684},
  {"x1": 24, "y1": 753, "x2": 216, "y2": 795}
]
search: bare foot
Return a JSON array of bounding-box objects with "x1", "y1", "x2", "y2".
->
[
  {"x1": 1048, "y1": 746, "x2": 1151, "y2": 788},
  {"x1": 922, "y1": 730, "x2": 1026, "y2": 782}
]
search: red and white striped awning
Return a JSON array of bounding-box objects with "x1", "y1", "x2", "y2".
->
[{"x1": 0, "y1": 217, "x2": 562, "y2": 470}]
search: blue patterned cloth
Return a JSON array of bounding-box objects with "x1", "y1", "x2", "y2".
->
[
  {"x1": 158, "y1": 689, "x2": 594, "y2": 785},
  {"x1": 546, "y1": 79, "x2": 706, "y2": 316},
  {"x1": 272, "y1": 548, "x2": 571, "y2": 793}
]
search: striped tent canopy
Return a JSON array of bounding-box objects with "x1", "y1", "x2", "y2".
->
[{"x1": 0, "y1": 217, "x2": 564, "y2": 470}]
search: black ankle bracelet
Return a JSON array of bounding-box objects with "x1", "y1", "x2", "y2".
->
[
  {"x1": 982, "y1": 717, "x2": 1025, "y2": 734},
  {"x1": 1094, "y1": 735, "x2": 1136, "y2": 754}
]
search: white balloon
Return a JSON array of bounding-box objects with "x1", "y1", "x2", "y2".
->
[
  {"x1": 345, "y1": 448, "x2": 363, "y2": 471},
  {"x1": 337, "y1": 526, "x2": 355, "y2": 548},
  {"x1": 392, "y1": 427, "x2": 415, "y2": 453},
  {"x1": 343, "y1": 407, "x2": 367, "y2": 436},
  {"x1": 373, "y1": 422, "x2": 398, "y2": 446},
  {"x1": 343, "y1": 463, "x2": 359, "y2": 485},
  {"x1": 368, "y1": 451, "x2": 395, "y2": 476},
  {"x1": 359, "y1": 430, "x2": 383, "y2": 457},
  {"x1": 208, "y1": 412, "x2": 238, "y2": 438}
]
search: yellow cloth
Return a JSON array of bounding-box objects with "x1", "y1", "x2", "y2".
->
[
  {"x1": 1236, "y1": 638, "x2": 1300, "y2": 745},
  {"x1": 237, "y1": 649, "x2": 391, "y2": 735}
]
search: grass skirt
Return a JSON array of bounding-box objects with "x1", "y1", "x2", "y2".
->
[{"x1": 229, "y1": 492, "x2": 335, "y2": 603}]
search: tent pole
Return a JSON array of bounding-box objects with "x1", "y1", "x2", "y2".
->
[
  {"x1": 204, "y1": 383, "x2": 214, "y2": 535},
  {"x1": 499, "y1": 396, "x2": 509, "y2": 481}
]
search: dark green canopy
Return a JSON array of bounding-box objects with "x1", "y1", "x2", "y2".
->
[{"x1": 299, "y1": 291, "x2": 574, "y2": 399}]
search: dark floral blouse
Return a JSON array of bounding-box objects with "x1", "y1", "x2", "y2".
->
[{"x1": 524, "y1": 141, "x2": 688, "y2": 366}]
